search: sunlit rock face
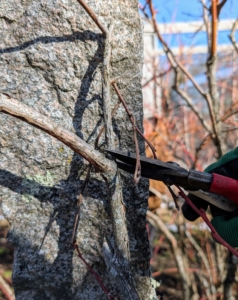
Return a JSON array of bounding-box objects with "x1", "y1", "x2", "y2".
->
[{"x1": 0, "y1": 1, "x2": 151, "y2": 299}]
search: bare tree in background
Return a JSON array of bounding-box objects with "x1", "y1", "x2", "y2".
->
[
  {"x1": 141, "y1": 0, "x2": 238, "y2": 299},
  {"x1": 0, "y1": 1, "x2": 159, "y2": 299}
]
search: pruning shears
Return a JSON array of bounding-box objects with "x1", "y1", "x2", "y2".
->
[{"x1": 106, "y1": 149, "x2": 238, "y2": 212}]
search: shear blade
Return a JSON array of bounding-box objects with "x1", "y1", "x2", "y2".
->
[
  {"x1": 106, "y1": 149, "x2": 192, "y2": 187},
  {"x1": 107, "y1": 150, "x2": 187, "y2": 174}
]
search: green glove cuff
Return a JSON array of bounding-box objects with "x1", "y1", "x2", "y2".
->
[
  {"x1": 211, "y1": 215, "x2": 238, "y2": 248},
  {"x1": 205, "y1": 147, "x2": 238, "y2": 173}
]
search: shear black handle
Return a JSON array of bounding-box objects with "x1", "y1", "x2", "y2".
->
[{"x1": 188, "y1": 170, "x2": 213, "y2": 190}]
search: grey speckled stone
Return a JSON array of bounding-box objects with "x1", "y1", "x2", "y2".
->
[{"x1": 0, "y1": 0, "x2": 155, "y2": 299}]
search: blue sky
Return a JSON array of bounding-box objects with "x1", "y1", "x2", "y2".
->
[
  {"x1": 141, "y1": 0, "x2": 238, "y2": 47},
  {"x1": 141, "y1": 0, "x2": 238, "y2": 23}
]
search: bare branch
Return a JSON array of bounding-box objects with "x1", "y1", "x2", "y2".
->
[
  {"x1": 199, "y1": 0, "x2": 211, "y2": 52},
  {"x1": 147, "y1": 0, "x2": 224, "y2": 156},
  {"x1": 102, "y1": 240, "x2": 140, "y2": 300},
  {"x1": 142, "y1": 66, "x2": 172, "y2": 88},
  {"x1": 173, "y1": 73, "x2": 211, "y2": 134},
  {"x1": 111, "y1": 81, "x2": 157, "y2": 159},
  {"x1": 71, "y1": 164, "x2": 92, "y2": 244},
  {"x1": 95, "y1": 102, "x2": 120, "y2": 149},
  {"x1": 149, "y1": 186, "x2": 170, "y2": 203},
  {"x1": 73, "y1": 243, "x2": 115, "y2": 300},
  {"x1": 148, "y1": 1, "x2": 206, "y2": 99},
  {"x1": 102, "y1": 24, "x2": 114, "y2": 148},
  {"x1": 131, "y1": 115, "x2": 141, "y2": 184},
  {"x1": 147, "y1": 210, "x2": 190, "y2": 299},
  {"x1": 177, "y1": 186, "x2": 238, "y2": 257},
  {"x1": 204, "y1": 0, "x2": 226, "y2": 156},
  {"x1": 208, "y1": 0, "x2": 228, "y2": 18},
  {"x1": 0, "y1": 94, "x2": 115, "y2": 173},
  {"x1": 76, "y1": 0, "x2": 107, "y2": 35},
  {"x1": 192, "y1": 134, "x2": 211, "y2": 169},
  {"x1": 185, "y1": 230, "x2": 216, "y2": 295},
  {"x1": 229, "y1": 19, "x2": 238, "y2": 54},
  {"x1": 220, "y1": 101, "x2": 238, "y2": 121},
  {"x1": 211, "y1": 0, "x2": 218, "y2": 57},
  {"x1": 0, "y1": 275, "x2": 15, "y2": 300}
]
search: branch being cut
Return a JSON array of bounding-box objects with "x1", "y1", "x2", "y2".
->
[{"x1": 0, "y1": 94, "x2": 115, "y2": 173}]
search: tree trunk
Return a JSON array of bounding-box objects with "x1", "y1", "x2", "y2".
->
[{"x1": 0, "y1": 1, "x2": 155, "y2": 299}]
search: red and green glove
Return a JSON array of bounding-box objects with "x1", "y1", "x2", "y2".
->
[{"x1": 182, "y1": 147, "x2": 238, "y2": 247}]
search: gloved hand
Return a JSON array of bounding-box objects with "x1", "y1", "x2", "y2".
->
[{"x1": 182, "y1": 147, "x2": 238, "y2": 247}]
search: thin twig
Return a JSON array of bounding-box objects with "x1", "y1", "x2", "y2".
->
[
  {"x1": 177, "y1": 186, "x2": 238, "y2": 257},
  {"x1": 142, "y1": 66, "x2": 172, "y2": 88},
  {"x1": 111, "y1": 81, "x2": 157, "y2": 159},
  {"x1": 206, "y1": 0, "x2": 224, "y2": 156},
  {"x1": 199, "y1": 0, "x2": 210, "y2": 52},
  {"x1": 95, "y1": 102, "x2": 121, "y2": 149},
  {"x1": 72, "y1": 103, "x2": 121, "y2": 243},
  {"x1": 102, "y1": 23, "x2": 114, "y2": 148},
  {"x1": 167, "y1": 185, "x2": 179, "y2": 210},
  {"x1": 229, "y1": 19, "x2": 238, "y2": 54},
  {"x1": 211, "y1": 0, "x2": 218, "y2": 57},
  {"x1": 192, "y1": 134, "x2": 211, "y2": 169},
  {"x1": 221, "y1": 101, "x2": 238, "y2": 121},
  {"x1": 71, "y1": 165, "x2": 92, "y2": 244},
  {"x1": 0, "y1": 275, "x2": 15, "y2": 300},
  {"x1": 73, "y1": 243, "x2": 115, "y2": 300},
  {"x1": 172, "y1": 75, "x2": 211, "y2": 134},
  {"x1": 147, "y1": 210, "x2": 190, "y2": 299},
  {"x1": 131, "y1": 115, "x2": 141, "y2": 184},
  {"x1": 185, "y1": 230, "x2": 216, "y2": 295},
  {"x1": 148, "y1": 1, "x2": 206, "y2": 98},
  {"x1": 76, "y1": 0, "x2": 107, "y2": 35}
]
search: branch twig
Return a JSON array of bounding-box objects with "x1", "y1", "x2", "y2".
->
[
  {"x1": 76, "y1": 0, "x2": 107, "y2": 35},
  {"x1": 73, "y1": 242, "x2": 115, "y2": 300},
  {"x1": 185, "y1": 230, "x2": 216, "y2": 295},
  {"x1": 111, "y1": 81, "x2": 157, "y2": 159},
  {"x1": 229, "y1": 19, "x2": 238, "y2": 54},
  {"x1": 71, "y1": 165, "x2": 92, "y2": 244},
  {"x1": 147, "y1": 210, "x2": 191, "y2": 299},
  {"x1": 147, "y1": 1, "x2": 223, "y2": 156},
  {"x1": 173, "y1": 75, "x2": 211, "y2": 134},
  {"x1": 199, "y1": 0, "x2": 211, "y2": 52},
  {"x1": 0, "y1": 94, "x2": 115, "y2": 173},
  {"x1": 102, "y1": 24, "x2": 114, "y2": 148},
  {"x1": 211, "y1": 0, "x2": 218, "y2": 57},
  {"x1": 177, "y1": 186, "x2": 238, "y2": 257},
  {"x1": 131, "y1": 115, "x2": 141, "y2": 184},
  {"x1": 95, "y1": 102, "x2": 120, "y2": 149},
  {"x1": 0, "y1": 275, "x2": 15, "y2": 300}
]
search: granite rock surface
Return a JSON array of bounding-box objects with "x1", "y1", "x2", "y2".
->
[{"x1": 0, "y1": 1, "x2": 152, "y2": 299}]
